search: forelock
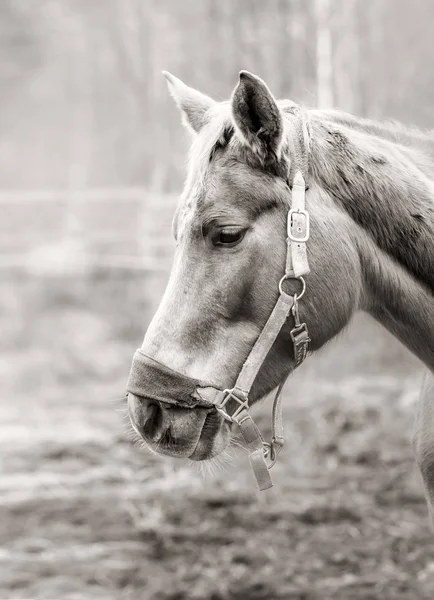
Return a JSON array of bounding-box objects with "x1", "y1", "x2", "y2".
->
[
  {"x1": 181, "y1": 98, "x2": 310, "y2": 210},
  {"x1": 182, "y1": 102, "x2": 233, "y2": 201}
]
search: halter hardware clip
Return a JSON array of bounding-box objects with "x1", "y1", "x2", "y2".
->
[
  {"x1": 263, "y1": 435, "x2": 284, "y2": 469},
  {"x1": 214, "y1": 388, "x2": 249, "y2": 422}
]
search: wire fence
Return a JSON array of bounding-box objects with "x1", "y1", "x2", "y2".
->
[{"x1": 0, "y1": 187, "x2": 177, "y2": 275}]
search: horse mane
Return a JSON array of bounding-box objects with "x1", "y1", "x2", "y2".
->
[
  {"x1": 188, "y1": 99, "x2": 434, "y2": 186},
  {"x1": 311, "y1": 108, "x2": 434, "y2": 157},
  {"x1": 307, "y1": 110, "x2": 434, "y2": 293}
]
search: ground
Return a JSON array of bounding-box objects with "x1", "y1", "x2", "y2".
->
[{"x1": 2, "y1": 272, "x2": 434, "y2": 600}]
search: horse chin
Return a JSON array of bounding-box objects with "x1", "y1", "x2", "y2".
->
[{"x1": 188, "y1": 417, "x2": 232, "y2": 461}]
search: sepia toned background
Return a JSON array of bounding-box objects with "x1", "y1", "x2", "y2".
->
[{"x1": 1, "y1": 1, "x2": 434, "y2": 598}]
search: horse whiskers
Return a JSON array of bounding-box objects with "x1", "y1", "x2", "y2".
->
[
  {"x1": 194, "y1": 448, "x2": 235, "y2": 478},
  {"x1": 133, "y1": 438, "x2": 144, "y2": 450},
  {"x1": 229, "y1": 438, "x2": 246, "y2": 451},
  {"x1": 124, "y1": 422, "x2": 137, "y2": 436},
  {"x1": 194, "y1": 459, "x2": 213, "y2": 478},
  {"x1": 218, "y1": 448, "x2": 236, "y2": 467},
  {"x1": 124, "y1": 424, "x2": 150, "y2": 451},
  {"x1": 110, "y1": 395, "x2": 128, "y2": 404}
]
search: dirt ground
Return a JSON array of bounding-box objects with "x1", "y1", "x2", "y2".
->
[{"x1": 2, "y1": 272, "x2": 434, "y2": 600}]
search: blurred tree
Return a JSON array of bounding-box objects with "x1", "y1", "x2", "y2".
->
[
  {"x1": 332, "y1": 0, "x2": 360, "y2": 114},
  {"x1": 0, "y1": 1, "x2": 42, "y2": 100},
  {"x1": 1, "y1": 0, "x2": 434, "y2": 192},
  {"x1": 315, "y1": 0, "x2": 333, "y2": 107}
]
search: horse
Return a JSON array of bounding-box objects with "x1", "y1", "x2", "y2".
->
[{"x1": 126, "y1": 70, "x2": 434, "y2": 508}]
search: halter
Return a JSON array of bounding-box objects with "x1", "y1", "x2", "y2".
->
[{"x1": 127, "y1": 171, "x2": 311, "y2": 491}]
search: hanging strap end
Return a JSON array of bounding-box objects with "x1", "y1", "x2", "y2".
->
[{"x1": 249, "y1": 448, "x2": 274, "y2": 491}]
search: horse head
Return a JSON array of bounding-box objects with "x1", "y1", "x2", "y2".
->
[{"x1": 127, "y1": 72, "x2": 363, "y2": 467}]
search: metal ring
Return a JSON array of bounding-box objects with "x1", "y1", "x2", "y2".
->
[{"x1": 278, "y1": 275, "x2": 306, "y2": 300}]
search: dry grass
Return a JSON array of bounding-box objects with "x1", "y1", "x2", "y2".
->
[{"x1": 2, "y1": 272, "x2": 434, "y2": 600}]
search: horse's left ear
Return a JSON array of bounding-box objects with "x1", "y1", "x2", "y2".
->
[
  {"x1": 163, "y1": 71, "x2": 216, "y2": 134},
  {"x1": 231, "y1": 71, "x2": 283, "y2": 156}
]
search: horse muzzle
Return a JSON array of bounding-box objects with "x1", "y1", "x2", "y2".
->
[{"x1": 127, "y1": 393, "x2": 230, "y2": 459}]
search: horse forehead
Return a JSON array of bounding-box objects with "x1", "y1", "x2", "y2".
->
[
  {"x1": 176, "y1": 159, "x2": 227, "y2": 231},
  {"x1": 177, "y1": 183, "x2": 212, "y2": 235},
  {"x1": 178, "y1": 157, "x2": 286, "y2": 235},
  {"x1": 177, "y1": 161, "x2": 213, "y2": 230},
  {"x1": 176, "y1": 199, "x2": 198, "y2": 236}
]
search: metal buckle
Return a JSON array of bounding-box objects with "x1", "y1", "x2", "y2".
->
[
  {"x1": 214, "y1": 388, "x2": 250, "y2": 422},
  {"x1": 287, "y1": 208, "x2": 310, "y2": 243}
]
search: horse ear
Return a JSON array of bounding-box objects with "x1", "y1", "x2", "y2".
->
[
  {"x1": 163, "y1": 71, "x2": 216, "y2": 134},
  {"x1": 231, "y1": 71, "x2": 283, "y2": 156}
]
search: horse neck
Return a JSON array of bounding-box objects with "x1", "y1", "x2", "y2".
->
[
  {"x1": 358, "y1": 233, "x2": 434, "y2": 370},
  {"x1": 307, "y1": 112, "x2": 434, "y2": 370}
]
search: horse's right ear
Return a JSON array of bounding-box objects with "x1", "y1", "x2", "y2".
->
[
  {"x1": 231, "y1": 71, "x2": 283, "y2": 157},
  {"x1": 163, "y1": 71, "x2": 216, "y2": 134}
]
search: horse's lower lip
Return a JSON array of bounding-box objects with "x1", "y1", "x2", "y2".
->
[{"x1": 188, "y1": 410, "x2": 224, "y2": 460}]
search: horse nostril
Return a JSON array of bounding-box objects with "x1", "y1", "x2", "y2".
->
[
  {"x1": 142, "y1": 401, "x2": 163, "y2": 441},
  {"x1": 159, "y1": 425, "x2": 173, "y2": 446},
  {"x1": 129, "y1": 396, "x2": 176, "y2": 447}
]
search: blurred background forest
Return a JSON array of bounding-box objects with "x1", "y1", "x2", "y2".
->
[
  {"x1": 3, "y1": 0, "x2": 434, "y2": 271},
  {"x1": 3, "y1": 0, "x2": 434, "y2": 192},
  {"x1": 2, "y1": 1, "x2": 434, "y2": 599}
]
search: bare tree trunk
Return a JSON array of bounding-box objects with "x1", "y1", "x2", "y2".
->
[
  {"x1": 64, "y1": 6, "x2": 92, "y2": 268},
  {"x1": 315, "y1": 0, "x2": 333, "y2": 108},
  {"x1": 365, "y1": 0, "x2": 387, "y2": 119},
  {"x1": 332, "y1": 0, "x2": 360, "y2": 114}
]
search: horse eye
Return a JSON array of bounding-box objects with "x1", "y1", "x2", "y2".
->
[{"x1": 214, "y1": 228, "x2": 246, "y2": 247}]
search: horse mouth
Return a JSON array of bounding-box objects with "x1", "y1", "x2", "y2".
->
[{"x1": 188, "y1": 410, "x2": 230, "y2": 460}]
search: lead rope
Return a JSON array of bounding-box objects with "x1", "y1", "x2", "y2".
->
[{"x1": 197, "y1": 171, "x2": 311, "y2": 490}]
